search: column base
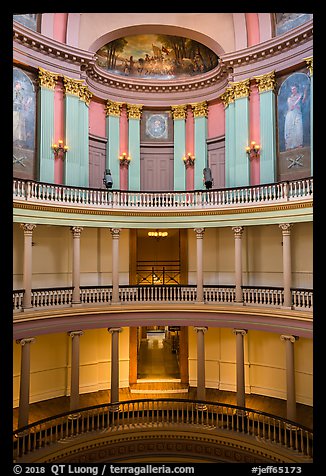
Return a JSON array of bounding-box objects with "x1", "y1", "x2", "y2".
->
[
  {"x1": 71, "y1": 301, "x2": 81, "y2": 307},
  {"x1": 108, "y1": 404, "x2": 121, "y2": 412},
  {"x1": 195, "y1": 403, "x2": 207, "y2": 411},
  {"x1": 68, "y1": 412, "x2": 82, "y2": 420},
  {"x1": 281, "y1": 305, "x2": 294, "y2": 310}
]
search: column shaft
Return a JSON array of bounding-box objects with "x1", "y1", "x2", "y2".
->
[
  {"x1": 71, "y1": 227, "x2": 83, "y2": 305},
  {"x1": 110, "y1": 228, "x2": 121, "y2": 303},
  {"x1": 109, "y1": 327, "x2": 122, "y2": 403},
  {"x1": 280, "y1": 224, "x2": 292, "y2": 308},
  {"x1": 281, "y1": 335, "x2": 297, "y2": 422},
  {"x1": 21, "y1": 224, "x2": 36, "y2": 310},
  {"x1": 233, "y1": 329, "x2": 247, "y2": 408},
  {"x1": 232, "y1": 227, "x2": 244, "y2": 302},
  {"x1": 194, "y1": 327, "x2": 207, "y2": 401},
  {"x1": 69, "y1": 331, "x2": 83, "y2": 412},
  {"x1": 194, "y1": 228, "x2": 205, "y2": 302},
  {"x1": 17, "y1": 338, "x2": 36, "y2": 428}
]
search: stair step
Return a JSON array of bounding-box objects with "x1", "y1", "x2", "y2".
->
[{"x1": 130, "y1": 381, "x2": 189, "y2": 394}]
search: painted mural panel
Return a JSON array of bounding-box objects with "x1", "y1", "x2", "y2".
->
[
  {"x1": 141, "y1": 111, "x2": 173, "y2": 143},
  {"x1": 277, "y1": 71, "x2": 311, "y2": 181},
  {"x1": 96, "y1": 34, "x2": 219, "y2": 80},
  {"x1": 13, "y1": 67, "x2": 37, "y2": 180},
  {"x1": 274, "y1": 13, "x2": 312, "y2": 35},
  {"x1": 13, "y1": 14, "x2": 38, "y2": 31}
]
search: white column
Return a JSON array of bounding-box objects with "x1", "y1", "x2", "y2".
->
[
  {"x1": 71, "y1": 226, "x2": 83, "y2": 306},
  {"x1": 232, "y1": 226, "x2": 244, "y2": 303},
  {"x1": 279, "y1": 224, "x2": 293, "y2": 308},
  {"x1": 194, "y1": 228, "x2": 205, "y2": 303},
  {"x1": 232, "y1": 329, "x2": 247, "y2": 409},
  {"x1": 194, "y1": 326, "x2": 207, "y2": 401},
  {"x1": 280, "y1": 334, "x2": 298, "y2": 422},
  {"x1": 20, "y1": 224, "x2": 36, "y2": 310},
  {"x1": 110, "y1": 228, "x2": 121, "y2": 304},
  {"x1": 16, "y1": 337, "x2": 36, "y2": 428},
  {"x1": 108, "y1": 327, "x2": 122, "y2": 404},
  {"x1": 68, "y1": 330, "x2": 84, "y2": 412}
]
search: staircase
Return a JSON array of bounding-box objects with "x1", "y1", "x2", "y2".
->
[{"x1": 129, "y1": 381, "x2": 189, "y2": 395}]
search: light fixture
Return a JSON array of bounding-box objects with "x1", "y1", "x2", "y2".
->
[
  {"x1": 148, "y1": 231, "x2": 168, "y2": 237},
  {"x1": 119, "y1": 152, "x2": 131, "y2": 166},
  {"x1": 52, "y1": 140, "x2": 68, "y2": 159},
  {"x1": 246, "y1": 141, "x2": 261, "y2": 160},
  {"x1": 182, "y1": 152, "x2": 195, "y2": 167}
]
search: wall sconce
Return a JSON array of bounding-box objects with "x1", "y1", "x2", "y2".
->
[
  {"x1": 182, "y1": 152, "x2": 195, "y2": 167},
  {"x1": 246, "y1": 141, "x2": 261, "y2": 160},
  {"x1": 52, "y1": 140, "x2": 68, "y2": 159},
  {"x1": 119, "y1": 152, "x2": 131, "y2": 166}
]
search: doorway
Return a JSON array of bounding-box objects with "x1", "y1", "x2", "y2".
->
[{"x1": 137, "y1": 326, "x2": 180, "y2": 380}]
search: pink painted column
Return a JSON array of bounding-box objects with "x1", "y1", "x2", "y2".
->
[
  {"x1": 53, "y1": 13, "x2": 68, "y2": 43},
  {"x1": 185, "y1": 106, "x2": 194, "y2": 190},
  {"x1": 249, "y1": 83, "x2": 260, "y2": 185},
  {"x1": 245, "y1": 13, "x2": 260, "y2": 47},
  {"x1": 54, "y1": 81, "x2": 65, "y2": 184},
  {"x1": 120, "y1": 105, "x2": 129, "y2": 190}
]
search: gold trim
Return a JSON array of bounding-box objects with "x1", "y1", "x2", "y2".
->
[
  {"x1": 254, "y1": 71, "x2": 276, "y2": 93},
  {"x1": 171, "y1": 105, "x2": 187, "y2": 120},
  {"x1": 105, "y1": 100, "x2": 123, "y2": 117},
  {"x1": 13, "y1": 200, "x2": 313, "y2": 217},
  {"x1": 220, "y1": 86, "x2": 235, "y2": 108},
  {"x1": 127, "y1": 104, "x2": 143, "y2": 119},
  {"x1": 191, "y1": 101, "x2": 208, "y2": 118},
  {"x1": 231, "y1": 79, "x2": 250, "y2": 99},
  {"x1": 38, "y1": 67, "x2": 59, "y2": 90},
  {"x1": 304, "y1": 57, "x2": 313, "y2": 76},
  {"x1": 62, "y1": 76, "x2": 84, "y2": 98}
]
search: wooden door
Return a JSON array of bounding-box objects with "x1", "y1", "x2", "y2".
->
[
  {"x1": 140, "y1": 144, "x2": 174, "y2": 191},
  {"x1": 207, "y1": 137, "x2": 225, "y2": 189}
]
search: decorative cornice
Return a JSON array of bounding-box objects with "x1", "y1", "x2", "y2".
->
[
  {"x1": 231, "y1": 79, "x2": 251, "y2": 99},
  {"x1": 106, "y1": 100, "x2": 123, "y2": 117},
  {"x1": 127, "y1": 104, "x2": 143, "y2": 120},
  {"x1": 191, "y1": 101, "x2": 208, "y2": 118},
  {"x1": 171, "y1": 105, "x2": 187, "y2": 120},
  {"x1": 38, "y1": 67, "x2": 59, "y2": 90},
  {"x1": 254, "y1": 71, "x2": 276, "y2": 93}
]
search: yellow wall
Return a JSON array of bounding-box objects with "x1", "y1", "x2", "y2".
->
[{"x1": 188, "y1": 327, "x2": 313, "y2": 406}]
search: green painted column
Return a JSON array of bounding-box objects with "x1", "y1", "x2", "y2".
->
[
  {"x1": 127, "y1": 104, "x2": 143, "y2": 191},
  {"x1": 193, "y1": 102, "x2": 208, "y2": 190},
  {"x1": 233, "y1": 80, "x2": 250, "y2": 187},
  {"x1": 254, "y1": 72, "x2": 277, "y2": 184},
  {"x1": 63, "y1": 78, "x2": 92, "y2": 187},
  {"x1": 221, "y1": 87, "x2": 235, "y2": 188},
  {"x1": 172, "y1": 105, "x2": 187, "y2": 190},
  {"x1": 37, "y1": 68, "x2": 58, "y2": 183},
  {"x1": 106, "y1": 101, "x2": 122, "y2": 190}
]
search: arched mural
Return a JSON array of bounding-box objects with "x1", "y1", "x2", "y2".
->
[
  {"x1": 13, "y1": 67, "x2": 37, "y2": 180},
  {"x1": 277, "y1": 71, "x2": 311, "y2": 181},
  {"x1": 95, "y1": 34, "x2": 219, "y2": 80},
  {"x1": 274, "y1": 13, "x2": 313, "y2": 36}
]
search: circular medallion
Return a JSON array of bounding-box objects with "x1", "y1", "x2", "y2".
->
[{"x1": 146, "y1": 114, "x2": 167, "y2": 139}]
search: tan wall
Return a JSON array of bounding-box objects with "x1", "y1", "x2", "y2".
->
[
  {"x1": 13, "y1": 328, "x2": 130, "y2": 407},
  {"x1": 188, "y1": 327, "x2": 313, "y2": 406}
]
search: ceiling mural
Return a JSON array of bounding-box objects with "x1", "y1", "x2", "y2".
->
[{"x1": 95, "y1": 34, "x2": 219, "y2": 80}]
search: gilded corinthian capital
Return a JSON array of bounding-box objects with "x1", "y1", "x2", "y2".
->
[
  {"x1": 79, "y1": 84, "x2": 93, "y2": 106},
  {"x1": 220, "y1": 86, "x2": 235, "y2": 108},
  {"x1": 38, "y1": 67, "x2": 59, "y2": 90},
  {"x1": 304, "y1": 57, "x2": 313, "y2": 76},
  {"x1": 231, "y1": 79, "x2": 250, "y2": 99},
  {"x1": 62, "y1": 76, "x2": 84, "y2": 97},
  {"x1": 106, "y1": 100, "x2": 123, "y2": 117},
  {"x1": 127, "y1": 104, "x2": 143, "y2": 119},
  {"x1": 171, "y1": 105, "x2": 187, "y2": 120},
  {"x1": 254, "y1": 71, "x2": 276, "y2": 93},
  {"x1": 191, "y1": 101, "x2": 208, "y2": 118}
]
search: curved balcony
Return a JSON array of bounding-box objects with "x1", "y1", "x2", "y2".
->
[
  {"x1": 13, "y1": 177, "x2": 313, "y2": 228},
  {"x1": 13, "y1": 398, "x2": 313, "y2": 463}
]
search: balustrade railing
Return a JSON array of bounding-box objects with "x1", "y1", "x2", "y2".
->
[
  {"x1": 13, "y1": 398, "x2": 313, "y2": 462},
  {"x1": 13, "y1": 285, "x2": 313, "y2": 311},
  {"x1": 13, "y1": 177, "x2": 313, "y2": 210}
]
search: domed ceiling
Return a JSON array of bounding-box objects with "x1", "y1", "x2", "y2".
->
[{"x1": 95, "y1": 33, "x2": 219, "y2": 80}]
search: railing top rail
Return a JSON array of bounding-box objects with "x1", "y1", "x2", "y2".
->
[
  {"x1": 13, "y1": 397, "x2": 313, "y2": 435},
  {"x1": 13, "y1": 176, "x2": 314, "y2": 196}
]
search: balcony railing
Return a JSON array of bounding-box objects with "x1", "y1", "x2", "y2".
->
[
  {"x1": 13, "y1": 285, "x2": 313, "y2": 311},
  {"x1": 13, "y1": 177, "x2": 313, "y2": 210},
  {"x1": 13, "y1": 398, "x2": 313, "y2": 462}
]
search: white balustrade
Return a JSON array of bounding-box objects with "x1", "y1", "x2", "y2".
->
[{"x1": 13, "y1": 178, "x2": 313, "y2": 210}]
